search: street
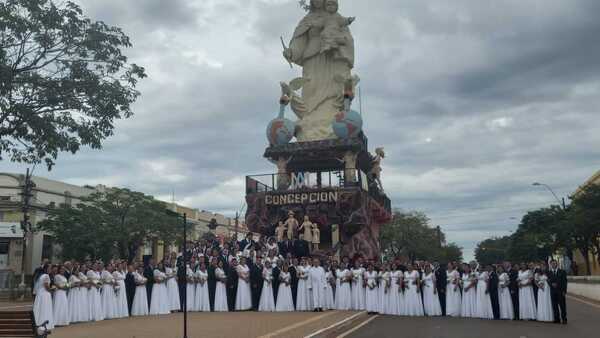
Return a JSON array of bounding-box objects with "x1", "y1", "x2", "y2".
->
[{"x1": 345, "y1": 297, "x2": 600, "y2": 338}]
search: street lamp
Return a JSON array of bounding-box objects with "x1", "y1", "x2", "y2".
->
[
  {"x1": 167, "y1": 210, "x2": 189, "y2": 338},
  {"x1": 532, "y1": 182, "x2": 565, "y2": 209}
]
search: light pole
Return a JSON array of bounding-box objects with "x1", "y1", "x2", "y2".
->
[
  {"x1": 532, "y1": 182, "x2": 566, "y2": 209},
  {"x1": 182, "y1": 213, "x2": 188, "y2": 338}
]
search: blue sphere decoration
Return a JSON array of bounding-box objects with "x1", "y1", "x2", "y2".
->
[
  {"x1": 267, "y1": 117, "x2": 295, "y2": 145},
  {"x1": 332, "y1": 110, "x2": 363, "y2": 139}
]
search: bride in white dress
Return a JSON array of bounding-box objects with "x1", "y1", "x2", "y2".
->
[
  {"x1": 165, "y1": 261, "x2": 180, "y2": 312},
  {"x1": 131, "y1": 266, "x2": 149, "y2": 316},
  {"x1": 33, "y1": 265, "x2": 54, "y2": 330},
  {"x1": 497, "y1": 266, "x2": 514, "y2": 320},
  {"x1": 53, "y1": 266, "x2": 70, "y2": 326},
  {"x1": 214, "y1": 261, "x2": 229, "y2": 312},
  {"x1": 149, "y1": 263, "x2": 170, "y2": 315},
  {"x1": 379, "y1": 265, "x2": 391, "y2": 314},
  {"x1": 113, "y1": 263, "x2": 129, "y2": 318},
  {"x1": 518, "y1": 264, "x2": 537, "y2": 320},
  {"x1": 404, "y1": 264, "x2": 424, "y2": 316},
  {"x1": 422, "y1": 265, "x2": 442, "y2": 316},
  {"x1": 335, "y1": 264, "x2": 352, "y2": 310},
  {"x1": 275, "y1": 264, "x2": 295, "y2": 312},
  {"x1": 86, "y1": 265, "x2": 104, "y2": 321},
  {"x1": 76, "y1": 270, "x2": 91, "y2": 323},
  {"x1": 296, "y1": 259, "x2": 312, "y2": 311},
  {"x1": 68, "y1": 268, "x2": 87, "y2": 323},
  {"x1": 460, "y1": 264, "x2": 477, "y2": 318},
  {"x1": 259, "y1": 263, "x2": 275, "y2": 311},
  {"x1": 388, "y1": 264, "x2": 401, "y2": 316},
  {"x1": 323, "y1": 265, "x2": 335, "y2": 310},
  {"x1": 235, "y1": 258, "x2": 253, "y2": 310},
  {"x1": 184, "y1": 262, "x2": 196, "y2": 311},
  {"x1": 351, "y1": 264, "x2": 365, "y2": 310},
  {"x1": 194, "y1": 263, "x2": 211, "y2": 312},
  {"x1": 100, "y1": 264, "x2": 118, "y2": 319},
  {"x1": 475, "y1": 267, "x2": 494, "y2": 319},
  {"x1": 364, "y1": 264, "x2": 379, "y2": 314},
  {"x1": 445, "y1": 263, "x2": 462, "y2": 317},
  {"x1": 535, "y1": 266, "x2": 554, "y2": 322}
]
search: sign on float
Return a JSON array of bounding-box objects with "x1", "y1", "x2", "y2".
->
[{"x1": 265, "y1": 191, "x2": 338, "y2": 205}]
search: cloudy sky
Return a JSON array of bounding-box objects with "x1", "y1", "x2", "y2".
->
[{"x1": 5, "y1": 0, "x2": 600, "y2": 260}]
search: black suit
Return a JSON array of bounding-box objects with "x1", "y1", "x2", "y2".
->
[
  {"x1": 293, "y1": 240, "x2": 310, "y2": 258},
  {"x1": 250, "y1": 263, "x2": 263, "y2": 310},
  {"x1": 548, "y1": 268, "x2": 568, "y2": 323},
  {"x1": 143, "y1": 265, "x2": 155, "y2": 307},
  {"x1": 207, "y1": 265, "x2": 217, "y2": 311},
  {"x1": 507, "y1": 269, "x2": 519, "y2": 320},
  {"x1": 489, "y1": 271, "x2": 500, "y2": 319},
  {"x1": 272, "y1": 266, "x2": 281, "y2": 304},
  {"x1": 125, "y1": 272, "x2": 136, "y2": 315},
  {"x1": 226, "y1": 265, "x2": 238, "y2": 311},
  {"x1": 434, "y1": 268, "x2": 447, "y2": 315},
  {"x1": 289, "y1": 265, "x2": 298, "y2": 307}
]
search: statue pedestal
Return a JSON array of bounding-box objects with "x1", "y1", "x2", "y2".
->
[{"x1": 245, "y1": 133, "x2": 392, "y2": 259}]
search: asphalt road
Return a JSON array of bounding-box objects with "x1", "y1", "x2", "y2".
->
[{"x1": 345, "y1": 297, "x2": 600, "y2": 338}]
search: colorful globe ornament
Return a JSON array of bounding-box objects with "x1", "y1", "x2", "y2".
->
[
  {"x1": 267, "y1": 96, "x2": 296, "y2": 145},
  {"x1": 333, "y1": 109, "x2": 363, "y2": 139}
]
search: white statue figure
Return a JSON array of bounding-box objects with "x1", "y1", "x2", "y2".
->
[
  {"x1": 284, "y1": 211, "x2": 299, "y2": 240},
  {"x1": 370, "y1": 147, "x2": 385, "y2": 192},
  {"x1": 311, "y1": 223, "x2": 321, "y2": 251},
  {"x1": 283, "y1": 0, "x2": 356, "y2": 141},
  {"x1": 299, "y1": 215, "x2": 313, "y2": 244}
]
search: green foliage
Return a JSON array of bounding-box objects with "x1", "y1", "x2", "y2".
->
[
  {"x1": 39, "y1": 187, "x2": 180, "y2": 262},
  {"x1": 380, "y1": 209, "x2": 463, "y2": 263},
  {"x1": 474, "y1": 236, "x2": 511, "y2": 266},
  {"x1": 0, "y1": 0, "x2": 146, "y2": 169}
]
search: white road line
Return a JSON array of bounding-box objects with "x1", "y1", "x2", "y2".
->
[
  {"x1": 257, "y1": 311, "x2": 339, "y2": 338},
  {"x1": 567, "y1": 295, "x2": 600, "y2": 309},
  {"x1": 304, "y1": 311, "x2": 366, "y2": 338},
  {"x1": 336, "y1": 315, "x2": 378, "y2": 338}
]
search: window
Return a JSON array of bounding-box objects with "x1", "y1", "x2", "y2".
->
[{"x1": 42, "y1": 235, "x2": 53, "y2": 260}]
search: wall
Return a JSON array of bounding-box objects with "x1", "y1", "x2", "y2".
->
[{"x1": 568, "y1": 276, "x2": 600, "y2": 302}]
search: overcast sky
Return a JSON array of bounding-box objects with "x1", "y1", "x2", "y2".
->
[{"x1": 4, "y1": 0, "x2": 600, "y2": 260}]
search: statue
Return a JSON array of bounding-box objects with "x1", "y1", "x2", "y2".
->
[
  {"x1": 312, "y1": 223, "x2": 321, "y2": 251},
  {"x1": 369, "y1": 147, "x2": 385, "y2": 192},
  {"x1": 275, "y1": 221, "x2": 286, "y2": 242},
  {"x1": 282, "y1": 0, "x2": 356, "y2": 141},
  {"x1": 284, "y1": 210, "x2": 299, "y2": 240},
  {"x1": 299, "y1": 215, "x2": 313, "y2": 243}
]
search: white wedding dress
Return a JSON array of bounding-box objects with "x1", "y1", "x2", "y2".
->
[
  {"x1": 131, "y1": 272, "x2": 149, "y2": 316},
  {"x1": 275, "y1": 272, "x2": 294, "y2": 312},
  {"x1": 194, "y1": 269, "x2": 211, "y2": 312},
  {"x1": 422, "y1": 272, "x2": 442, "y2": 316},
  {"x1": 185, "y1": 266, "x2": 196, "y2": 311},
  {"x1": 100, "y1": 270, "x2": 118, "y2": 319},
  {"x1": 335, "y1": 269, "x2": 352, "y2": 310},
  {"x1": 351, "y1": 268, "x2": 366, "y2": 310},
  {"x1": 113, "y1": 270, "x2": 129, "y2": 318},
  {"x1": 404, "y1": 270, "x2": 424, "y2": 316},
  {"x1": 498, "y1": 272, "x2": 514, "y2": 320},
  {"x1": 296, "y1": 265, "x2": 312, "y2": 311},
  {"x1": 259, "y1": 267, "x2": 275, "y2": 311},
  {"x1": 53, "y1": 274, "x2": 70, "y2": 326},
  {"x1": 33, "y1": 274, "x2": 55, "y2": 330},
  {"x1": 214, "y1": 268, "x2": 229, "y2": 312},
  {"x1": 379, "y1": 271, "x2": 390, "y2": 314},
  {"x1": 323, "y1": 270, "x2": 335, "y2": 310},
  {"x1": 235, "y1": 264, "x2": 252, "y2": 310},
  {"x1": 149, "y1": 270, "x2": 170, "y2": 315},
  {"x1": 165, "y1": 267, "x2": 180, "y2": 312},
  {"x1": 536, "y1": 274, "x2": 554, "y2": 322},
  {"x1": 86, "y1": 270, "x2": 104, "y2": 321},
  {"x1": 445, "y1": 269, "x2": 462, "y2": 317},
  {"x1": 461, "y1": 272, "x2": 477, "y2": 318},
  {"x1": 518, "y1": 270, "x2": 537, "y2": 320},
  {"x1": 68, "y1": 274, "x2": 87, "y2": 323},
  {"x1": 387, "y1": 270, "x2": 401, "y2": 315},
  {"x1": 475, "y1": 271, "x2": 494, "y2": 319},
  {"x1": 364, "y1": 271, "x2": 379, "y2": 313}
]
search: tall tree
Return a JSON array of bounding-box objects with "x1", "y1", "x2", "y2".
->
[
  {"x1": 0, "y1": 0, "x2": 146, "y2": 169},
  {"x1": 569, "y1": 184, "x2": 600, "y2": 274},
  {"x1": 475, "y1": 236, "x2": 510, "y2": 266},
  {"x1": 39, "y1": 187, "x2": 180, "y2": 262}
]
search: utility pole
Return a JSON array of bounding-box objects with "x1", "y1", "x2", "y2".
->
[
  {"x1": 182, "y1": 213, "x2": 188, "y2": 338},
  {"x1": 19, "y1": 168, "x2": 34, "y2": 290},
  {"x1": 234, "y1": 212, "x2": 239, "y2": 241}
]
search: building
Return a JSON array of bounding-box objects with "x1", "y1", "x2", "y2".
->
[{"x1": 572, "y1": 170, "x2": 600, "y2": 276}]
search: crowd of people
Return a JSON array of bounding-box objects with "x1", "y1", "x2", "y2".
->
[{"x1": 32, "y1": 233, "x2": 569, "y2": 332}]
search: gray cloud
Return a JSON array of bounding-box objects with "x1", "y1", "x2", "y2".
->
[{"x1": 4, "y1": 0, "x2": 600, "y2": 260}]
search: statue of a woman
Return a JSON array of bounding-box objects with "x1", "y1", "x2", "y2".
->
[{"x1": 283, "y1": 0, "x2": 355, "y2": 141}]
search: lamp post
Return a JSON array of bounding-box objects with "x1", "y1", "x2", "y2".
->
[
  {"x1": 532, "y1": 182, "x2": 566, "y2": 209},
  {"x1": 182, "y1": 212, "x2": 188, "y2": 338}
]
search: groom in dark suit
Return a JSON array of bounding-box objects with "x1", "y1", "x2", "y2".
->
[{"x1": 548, "y1": 259, "x2": 568, "y2": 324}]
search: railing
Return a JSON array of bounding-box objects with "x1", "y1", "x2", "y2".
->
[{"x1": 246, "y1": 168, "x2": 367, "y2": 194}]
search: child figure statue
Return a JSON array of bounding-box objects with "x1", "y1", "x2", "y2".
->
[
  {"x1": 321, "y1": 1, "x2": 355, "y2": 54},
  {"x1": 275, "y1": 221, "x2": 287, "y2": 242},
  {"x1": 312, "y1": 223, "x2": 321, "y2": 251}
]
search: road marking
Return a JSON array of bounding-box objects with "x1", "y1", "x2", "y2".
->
[
  {"x1": 0, "y1": 304, "x2": 32, "y2": 310},
  {"x1": 304, "y1": 311, "x2": 366, "y2": 338},
  {"x1": 336, "y1": 315, "x2": 378, "y2": 338},
  {"x1": 567, "y1": 295, "x2": 600, "y2": 309},
  {"x1": 257, "y1": 311, "x2": 339, "y2": 338}
]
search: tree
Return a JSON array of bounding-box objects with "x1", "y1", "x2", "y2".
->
[
  {"x1": 0, "y1": 0, "x2": 146, "y2": 169},
  {"x1": 569, "y1": 184, "x2": 600, "y2": 274},
  {"x1": 475, "y1": 236, "x2": 510, "y2": 266},
  {"x1": 380, "y1": 209, "x2": 463, "y2": 263},
  {"x1": 39, "y1": 187, "x2": 180, "y2": 262}
]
